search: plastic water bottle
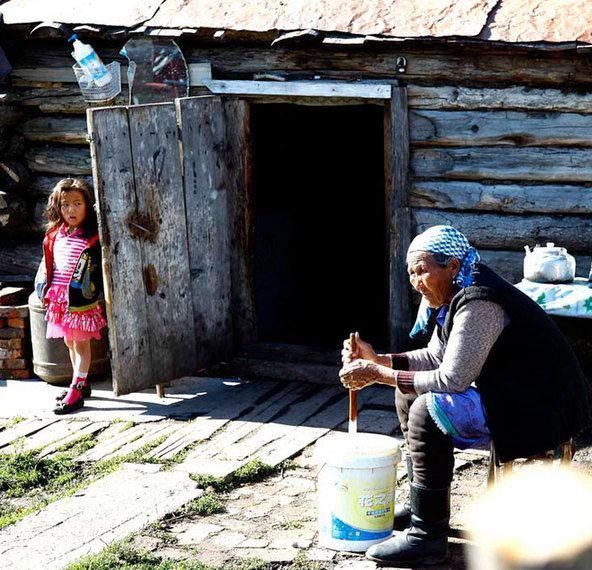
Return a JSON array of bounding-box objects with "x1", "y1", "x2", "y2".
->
[{"x1": 70, "y1": 35, "x2": 111, "y2": 87}]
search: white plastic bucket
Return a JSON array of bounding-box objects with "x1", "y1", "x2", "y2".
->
[{"x1": 315, "y1": 433, "x2": 402, "y2": 552}]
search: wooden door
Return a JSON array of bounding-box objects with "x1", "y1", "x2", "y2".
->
[{"x1": 88, "y1": 97, "x2": 251, "y2": 395}]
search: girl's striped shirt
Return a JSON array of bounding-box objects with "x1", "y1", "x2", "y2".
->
[{"x1": 51, "y1": 225, "x2": 89, "y2": 286}]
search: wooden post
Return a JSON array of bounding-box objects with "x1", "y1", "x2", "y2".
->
[
  {"x1": 156, "y1": 384, "x2": 165, "y2": 398},
  {"x1": 385, "y1": 86, "x2": 413, "y2": 352}
]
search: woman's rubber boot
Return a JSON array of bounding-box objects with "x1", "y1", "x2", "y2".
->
[
  {"x1": 366, "y1": 483, "x2": 450, "y2": 566},
  {"x1": 393, "y1": 455, "x2": 413, "y2": 531}
]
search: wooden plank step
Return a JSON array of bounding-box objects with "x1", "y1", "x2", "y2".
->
[
  {"x1": 253, "y1": 395, "x2": 349, "y2": 468},
  {"x1": 146, "y1": 423, "x2": 203, "y2": 461},
  {"x1": 101, "y1": 422, "x2": 179, "y2": 461},
  {"x1": 146, "y1": 380, "x2": 285, "y2": 461},
  {"x1": 184, "y1": 383, "x2": 310, "y2": 461},
  {"x1": 0, "y1": 418, "x2": 60, "y2": 449},
  {"x1": 75, "y1": 423, "x2": 152, "y2": 462},
  {"x1": 40, "y1": 421, "x2": 110, "y2": 458},
  {"x1": 179, "y1": 386, "x2": 343, "y2": 476},
  {"x1": 223, "y1": 387, "x2": 343, "y2": 461},
  {"x1": 1, "y1": 420, "x2": 92, "y2": 455},
  {"x1": 252, "y1": 394, "x2": 400, "y2": 469},
  {"x1": 0, "y1": 463, "x2": 202, "y2": 570}
]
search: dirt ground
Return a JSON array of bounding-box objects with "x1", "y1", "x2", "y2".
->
[{"x1": 127, "y1": 424, "x2": 592, "y2": 569}]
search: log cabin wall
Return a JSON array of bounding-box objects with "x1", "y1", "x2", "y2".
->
[{"x1": 2, "y1": 38, "x2": 592, "y2": 285}]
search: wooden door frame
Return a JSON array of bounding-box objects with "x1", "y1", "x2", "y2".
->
[{"x1": 208, "y1": 80, "x2": 413, "y2": 353}]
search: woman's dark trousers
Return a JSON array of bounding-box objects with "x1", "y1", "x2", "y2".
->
[{"x1": 366, "y1": 390, "x2": 454, "y2": 565}]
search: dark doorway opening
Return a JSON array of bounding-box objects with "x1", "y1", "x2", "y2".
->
[{"x1": 251, "y1": 104, "x2": 388, "y2": 351}]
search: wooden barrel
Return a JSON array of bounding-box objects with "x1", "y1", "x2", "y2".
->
[{"x1": 28, "y1": 291, "x2": 110, "y2": 385}]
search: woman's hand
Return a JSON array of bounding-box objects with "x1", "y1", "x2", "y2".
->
[
  {"x1": 341, "y1": 332, "x2": 377, "y2": 365},
  {"x1": 339, "y1": 359, "x2": 383, "y2": 391}
]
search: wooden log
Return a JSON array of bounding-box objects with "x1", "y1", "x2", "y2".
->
[
  {"x1": 408, "y1": 84, "x2": 592, "y2": 113},
  {"x1": 479, "y1": 249, "x2": 592, "y2": 284},
  {"x1": 385, "y1": 86, "x2": 413, "y2": 352},
  {"x1": 0, "y1": 160, "x2": 30, "y2": 191},
  {"x1": 410, "y1": 181, "x2": 592, "y2": 215},
  {"x1": 12, "y1": 44, "x2": 592, "y2": 88},
  {"x1": 0, "y1": 238, "x2": 42, "y2": 280},
  {"x1": 412, "y1": 147, "x2": 592, "y2": 182},
  {"x1": 15, "y1": 86, "x2": 126, "y2": 114},
  {"x1": 0, "y1": 106, "x2": 23, "y2": 127},
  {"x1": 410, "y1": 110, "x2": 592, "y2": 147},
  {"x1": 25, "y1": 145, "x2": 91, "y2": 175},
  {"x1": 413, "y1": 208, "x2": 592, "y2": 253},
  {"x1": 20, "y1": 116, "x2": 88, "y2": 145},
  {"x1": 177, "y1": 96, "x2": 233, "y2": 368},
  {"x1": 0, "y1": 192, "x2": 27, "y2": 231},
  {"x1": 28, "y1": 175, "x2": 93, "y2": 196},
  {"x1": 182, "y1": 46, "x2": 592, "y2": 88}
]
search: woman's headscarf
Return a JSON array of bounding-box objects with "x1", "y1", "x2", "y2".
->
[{"x1": 407, "y1": 225, "x2": 480, "y2": 338}]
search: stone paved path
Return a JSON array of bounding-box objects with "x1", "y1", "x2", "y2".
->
[{"x1": 0, "y1": 463, "x2": 202, "y2": 570}]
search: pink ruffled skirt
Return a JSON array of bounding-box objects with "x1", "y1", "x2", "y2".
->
[{"x1": 45, "y1": 284, "x2": 106, "y2": 342}]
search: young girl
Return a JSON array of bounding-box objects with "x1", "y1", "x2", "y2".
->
[{"x1": 35, "y1": 178, "x2": 106, "y2": 414}]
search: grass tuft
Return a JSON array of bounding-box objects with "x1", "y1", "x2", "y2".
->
[
  {"x1": 0, "y1": 416, "x2": 25, "y2": 431},
  {"x1": 0, "y1": 451, "x2": 82, "y2": 498},
  {"x1": 65, "y1": 538, "x2": 214, "y2": 569},
  {"x1": 185, "y1": 494, "x2": 226, "y2": 516}
]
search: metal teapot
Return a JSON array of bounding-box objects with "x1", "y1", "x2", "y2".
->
[{"x1": 523, "y1": 242, "x2": 576, "y2": 284}]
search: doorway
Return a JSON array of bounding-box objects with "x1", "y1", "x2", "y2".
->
[{"x1": 251, "y1": 104, "x2": 388, "y2": 352}]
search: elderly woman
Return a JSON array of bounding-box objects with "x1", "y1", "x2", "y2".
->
[{"x1": 340, "y1": 225, "x2": 590, "y2": 566}]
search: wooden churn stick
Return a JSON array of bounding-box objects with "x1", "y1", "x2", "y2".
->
[{"x1": 348, "y1": 331, "x2": 358, "y2": 435}]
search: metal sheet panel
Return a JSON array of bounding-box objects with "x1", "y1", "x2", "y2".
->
[
  {"x1": 485, "y1": 0, "x2": 592, "y2": 43},
  {"x1": 0, "y1": 0, "x2": 162, "y2": 27},
  {"x1": 146, "y1": 0, "x2": 498, "y2": 38}
]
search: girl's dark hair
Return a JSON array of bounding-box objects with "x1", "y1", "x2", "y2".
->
[{"x1": 45, "y1": 178, "x2": 98, "y2": 236}]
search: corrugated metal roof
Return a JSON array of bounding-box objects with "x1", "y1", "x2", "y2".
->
[{"x1": 2, "y1": 0, "x2": 592, "y2": 45}]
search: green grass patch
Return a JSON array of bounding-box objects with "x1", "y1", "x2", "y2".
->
[
  {"x1": 65, "y1": 539, "x2": 214, "y2": 569},
  {"x1": 190, "y1": 459, "x2": 287, "y2": 495},
  {"x1": 0, "y1": 451, "x2": 83, "y2": 498},
  {"x1": 185, "y1": 494, "x2": 226, "y2": 516},
  {"x1": 289, "y1": 552, "x2": 323, "y2": 570},
  {"x1": 0, "y1": 416, "x2": 25, "y2": 431}
]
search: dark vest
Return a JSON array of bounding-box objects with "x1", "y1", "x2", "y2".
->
[{"x1": 440, "y1": 264, "x2": 591, "y2": 463}]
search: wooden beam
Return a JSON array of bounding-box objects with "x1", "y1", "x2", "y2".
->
[
  {"x1": 410, "y1": 181, "x2": 592, "y2": 215},
  {"x1": 413, "y1": 208, "x2": 592, "y2": 253},
  {"x1": 223, "y1": 99, "x2": 257, "y2": 348},
  {"x1": 410, "y1": 110, "x2": 592, "y2": 147},
  {"x1": 205, "y1": 79, "x2": 392, "y2": 100},
  {"x1": 385, "y1": 86, "x2": 413, "y2": 352},
  {"x1": 408, "y1": 84, "x2": 592, "y2": 113},
  {"x1": 412, "y1": 147, "x2": 592, "y2": 182}
]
